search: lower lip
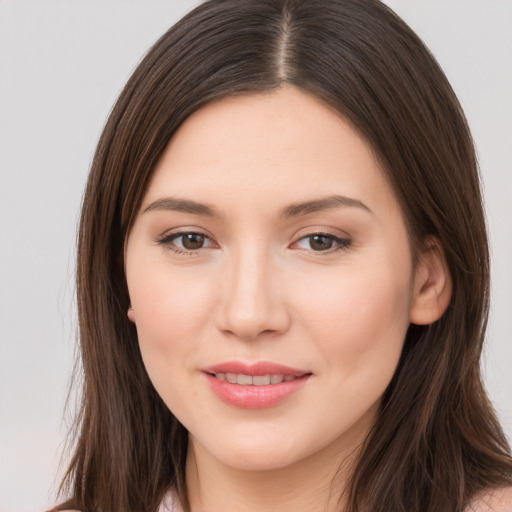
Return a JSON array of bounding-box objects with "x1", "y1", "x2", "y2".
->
[{"x1": 204, "y1": 373, "x2": 311, "y2": 409}]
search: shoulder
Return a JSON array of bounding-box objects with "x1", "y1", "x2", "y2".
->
[
  {"x1": 466, "y1": 486, "x2": 512, "y2": 512},
  {"x1": 47, "y1": 508, "x2": 80, "y2": 512},
  {"x1": 47, "y1": 488, "x2": 179, "y2": 512},
  {"x1": 46, "y1": 509, "x2": 81, "y2": 512},
  {"x1": 45, "y1": 506, "x2": 81, "y2": 512}
]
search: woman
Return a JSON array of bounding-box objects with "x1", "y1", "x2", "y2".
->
[{"x1": 54, "y1": 0, "x2": 512, "y2": 511}]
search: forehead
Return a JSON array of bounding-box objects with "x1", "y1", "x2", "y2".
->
[{"x1": 143, "y1": 86, "x2": 397, "y2": 218}]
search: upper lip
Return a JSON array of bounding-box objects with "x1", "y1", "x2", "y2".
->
[{"x1": 202, "y1": 360, "x2": 310, "y2": 377}]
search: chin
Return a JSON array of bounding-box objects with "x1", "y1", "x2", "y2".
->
[
  {"x1": 190, "y1": 428, "x2": 325, "y2": 473},
  {"x1": 217, "y1": 448, "x2": 302, "y2": 472}
]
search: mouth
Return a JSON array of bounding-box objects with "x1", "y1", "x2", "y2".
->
[
  {"x1": 202, "y1": 361, "x2": 312, "y2": 409},
  {"x1": 207, "y1": 372, "x2": 302, "y2": 386}
]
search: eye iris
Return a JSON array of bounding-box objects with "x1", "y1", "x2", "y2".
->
[
  {"x1": 182, "y1": 233, "x2": 205, "y2": 250},
  {"x1": 310, "y1": 235, "x2": 333, "y2": 251}
]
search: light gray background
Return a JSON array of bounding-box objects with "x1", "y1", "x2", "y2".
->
[{"x1": 0, "y1": 1, "x2": 510, "y2": 511}]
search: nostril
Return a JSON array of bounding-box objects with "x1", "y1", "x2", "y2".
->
[{"x1": 227, "y1": 328, "x2": 281, "y2": 342}]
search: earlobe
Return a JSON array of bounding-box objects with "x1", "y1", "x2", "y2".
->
[
  {"x1": 409, "y1": 237, "x2": 452, "y2": 325},
  {"x1": 127, "y1": 305, "x2": 136, "y2": 323}
]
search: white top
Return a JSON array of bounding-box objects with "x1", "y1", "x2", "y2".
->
[
  {"x1": 156, "y1": 486, "x2": 512, "y2": 512},
  {"x1": 158, "y1": 490, "x2": 183, "y2": 512},
  {"x1": 56, "y1": 485, "x2": 512, "y2": 511}
]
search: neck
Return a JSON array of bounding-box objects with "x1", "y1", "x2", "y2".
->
[{"x1": 185, "y1": 434, "x2": 363, "y2": 512}]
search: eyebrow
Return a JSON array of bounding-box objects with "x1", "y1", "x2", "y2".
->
[
  {"x1": 280, "y1": 195, "x2": 373, "y2": 218},
  {"x1": 143, "y1": 197, "x2": 220, "y2": 217},
  {"x1": 142, "y1": 194, "x2": 372, "y2": 218}
]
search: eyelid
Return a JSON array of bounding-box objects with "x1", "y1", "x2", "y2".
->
[
  {"x1": 155, "y1": 228, "x2": 218, "y2": 254},
  {"x1": 154, "y1": 227, "x2": 351, "y2": 255},
  {"x1": 290, "y1": 229, "x2": 352, "y2": 253}
]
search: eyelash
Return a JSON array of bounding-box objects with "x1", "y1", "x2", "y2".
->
[
  {"x1": 156, "y1": 231, "x2": 352, "y2": 256},
  {"x1": 292, "y1": 232, "x2": 351, "y2": 253},
  {"x1": 156, "y1": 232, "x2": 216, "y2": 256}
]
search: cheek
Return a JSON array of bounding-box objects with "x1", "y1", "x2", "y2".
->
[
  {"x1": 127, "y1": 260, "x2": 217, "y2": 394},
  {"x1": 294, "y1": 257, "x2": 413, "y2": 376},
  {"x1": 128, "y1": 266, "x2": 218, "y2": 417},
  {"x1": 132, "y1": 264, "x2": 212, "y2": 338}
]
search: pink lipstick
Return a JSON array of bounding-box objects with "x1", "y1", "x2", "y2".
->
[{"x1": 202, "y1": 361, "x2": 312, "y2": 409}]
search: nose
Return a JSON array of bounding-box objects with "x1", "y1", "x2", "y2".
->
[{"x1": 216, "y1": 247, "x2": 291, "y2": 340}]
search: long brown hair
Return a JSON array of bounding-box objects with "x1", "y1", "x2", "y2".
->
[{"x1": 57, "y1": 1, "x2": 512, "y2": 511}]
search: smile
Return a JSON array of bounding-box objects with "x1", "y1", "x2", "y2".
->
[
  {"x1": 202, "y1": 361, "x2": 312, "y2": 409},
  {"x1": 212, "y1": 373, "x2": 298, "y2": 385}
]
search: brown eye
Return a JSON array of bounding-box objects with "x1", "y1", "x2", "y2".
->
[
  {"x1": 180, "y1": 233, "x2": 206, "y2": 250},
  {"x1": 157, "y1": 231, "x2": 215, "y2": 253},
  {"x1": 293, "y1": 233, "x2": 351, "y2": 253},
  {"x1": 309, "y1": 235, "x2": 334, "y2": 251}
]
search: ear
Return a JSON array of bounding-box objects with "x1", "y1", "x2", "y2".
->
[{"x1": 409, "y1": 237, "x2": 452, "y2": 325}]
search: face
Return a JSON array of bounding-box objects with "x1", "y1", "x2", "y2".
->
[{"x1": 125, "y1": 86, "x2": 420, "y2": 472}]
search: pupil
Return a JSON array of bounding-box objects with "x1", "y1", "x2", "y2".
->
[
  {"x1": 310, "y1": 235, "x2": 333, "y2": 251},
  {"x1": 183, "y1": 233, "x2": 204, "y2": 250}
]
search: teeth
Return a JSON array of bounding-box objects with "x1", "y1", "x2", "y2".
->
[
  {"x1": 226, "y1": 373, "x2": 237, "y2": 384},
  {"x1": 215, "y1": 373, "x2": 297, "y2": 386},
  {"x1": 253, "y1": 375, "x2": 271, "y2": 385},
  {"x1": 237, "y1": 374, "x2": 253, "y2": 385}
]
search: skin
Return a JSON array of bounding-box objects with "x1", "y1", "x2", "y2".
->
[{"x1": 124, "y1": 86, "x2": 452, "y2": 512}]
